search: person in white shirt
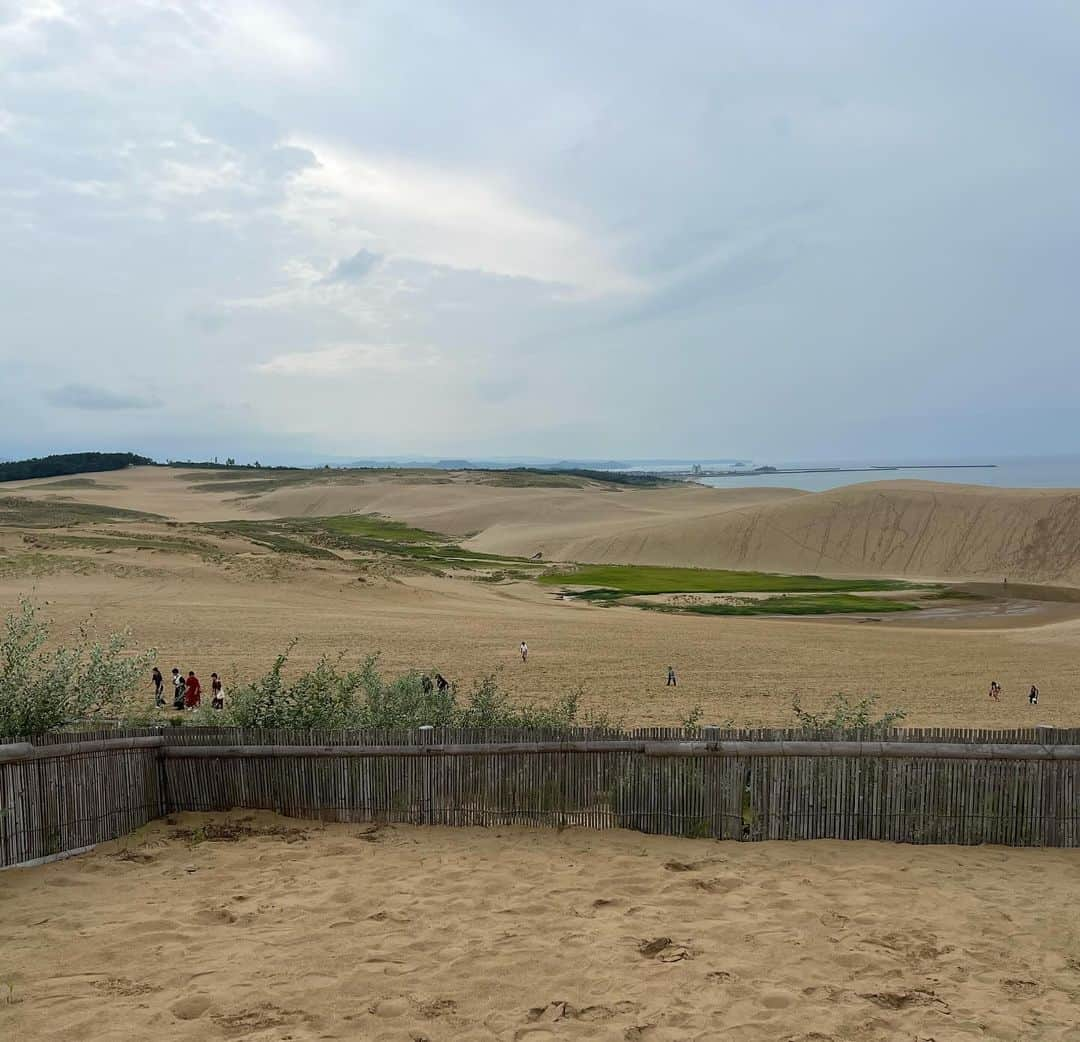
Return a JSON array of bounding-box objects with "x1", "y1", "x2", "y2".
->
[{"x1": 520, "y1": 641, "x2": 528, "y2": 663}]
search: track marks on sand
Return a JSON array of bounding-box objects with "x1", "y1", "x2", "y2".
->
[{"x1": 3, "y1": 814, "x2": 1080, "y2": 1040}]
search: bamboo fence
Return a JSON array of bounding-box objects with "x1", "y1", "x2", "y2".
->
[{"x1": 2, "y1": 725, "x2": 1080, "y2": 868}]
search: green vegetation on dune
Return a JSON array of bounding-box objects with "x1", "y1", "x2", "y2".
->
[
  {"x1": 539, "y1": 563, "x2": 916, "y2": 595},
  {"x1": 200, "y1": 513, "x2": 538, "y2": 572},
  {"x1": 669, "y1": 594, "x2": 919, "y2": 616},
  {"x1": 320, "y1": 514, "x2": 444, "y2": 543},
  {"x1": 540, "y1": 562, "x2": 928, "y2": 617},
  {"x1": 25, "y1": 531, "x2": 225, "y2": 560},
  {"x1": 32, "y1": 477, "x2": 124, "y2": 490},
  {"x1": 0, "y1": 497, "x2": 164, "y2": 527},
  {"x1": 309, "y1": 514, "x2": 536, "y2": 569},
  {"x1": 200, "y1": 520, "x2": 341, "y2": 560}
]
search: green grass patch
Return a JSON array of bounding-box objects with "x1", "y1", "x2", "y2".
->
[
  {"x1": 201, "y1": 520, "x2": 340, "y2": 560},
  {"x1": 320, "y1": 514, "x2": 444, "y2": 543},
  {"x1": 306, "y1": 514, "x2": 537, "y2": 571},
  {"x1": 0, "y1": 497, "x2": 163, "y2": 527},
  {"x1": 26, "y1": 533, "x2": 223, "y2": 558},
  {"x1": 669, "y1": 594, "x2": 920, "y2": 616},
  {"x1": 35, "y1": 478, "x2": 123, "y2": 490},
  {"x1": 539, "y1": 563, "x2": 915, "y2": 595}
]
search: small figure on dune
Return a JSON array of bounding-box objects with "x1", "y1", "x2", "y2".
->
[
  {"x1": 667, "y1": 665, "x2": 678, "y2": 687},
  {"x1": 172, "y1": 667, "x2": 185, "y2": 710},
  {"x1": 151, "y1": 666, "x2": 164, "y2": 707},
  {"x1": 211, "y1": 672, "x2": 224, "y2": 710},
  {"x1": 184, "y1": 670, "x2": 202, "y2": 709},
  {"x1": 520, "y1": 641, "x2": 528, "y2": 663},
  {"x1": 1029, "y1": 684, "x2": 1040, "y2": 705},
  {"x1": 435, "y1": 673, "x2": 450, "y2": 693},
  {"x1": 988, "y1": 680, "x2": 1000, "y2": 701}
]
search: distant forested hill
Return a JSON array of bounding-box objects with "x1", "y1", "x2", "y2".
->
[{"x1": 0, "y1": 452, "x2": 154, "y2": 483}]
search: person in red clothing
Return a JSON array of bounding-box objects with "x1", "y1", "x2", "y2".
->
[{"x1": 184, "y1": 670, "x2": 202, "y2": 709}]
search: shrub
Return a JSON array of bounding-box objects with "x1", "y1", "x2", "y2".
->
[
  {"x1": 790, "y1": 693, "x2": 906, "y2": 734},
  {"x1": 0, "y1": 598, "x2": 155, "y2": 737},
  {"x1": 193, "y1": 645, "x2": 618, "y2": 731}
]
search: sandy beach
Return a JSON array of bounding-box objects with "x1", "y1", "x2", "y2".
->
[{"x1": 2, "y1": 811, "x2": 1079, "y2": 1041}]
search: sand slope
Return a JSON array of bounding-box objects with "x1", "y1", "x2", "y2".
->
[
  {"x1": 8, "y1": 467, "x2": 1080, "y2": 584},
  {"x1": 470, "y1": 480, "x2": 1080, "y2": 585},
  {"x1": 3, "y1": 812, "x2": 1079, "y2": 1041}
]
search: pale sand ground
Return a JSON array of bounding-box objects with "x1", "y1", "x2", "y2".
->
[
  {"x1": 3, "y1": 466, "x2": 1080, "y2": 727},
  {"x1": 3, "y1": 548, "x2": 1080, "y2": 728},
  {"x1": 3, "y1": 812, "x2": 1080, "y2": 1042},
  {"x1": 1, "y1": 555, "x2": 1079, "y2": 727}
]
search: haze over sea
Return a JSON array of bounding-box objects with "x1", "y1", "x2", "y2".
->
[{"x1": 695, "y1": 455, "x2": 1080, "y2": 493}]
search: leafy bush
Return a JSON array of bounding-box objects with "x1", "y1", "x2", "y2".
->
[
  {"x1": 192, "y1": 645, "x2": 617, "y2": 731},
  {"x1": 0, "y1": 599, "x2": 155, "y2": 737},
  {"x1": 791, "y1": 693, "x2": 906, "y2": 734}
]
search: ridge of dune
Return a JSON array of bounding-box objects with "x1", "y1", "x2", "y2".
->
[
  {"x1": 468, "y1": 479, "x2": 1080, "y2": 585},
  {"x1": 9, "y1": 467, "x2": 1080, "y2": 586}
]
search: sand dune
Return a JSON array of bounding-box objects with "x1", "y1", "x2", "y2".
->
[
  {"x1": 469, "y1": 480, "x2": 1080, "y2": 586},
  {"x1": 4, "y1": 812, "x2": 1078, "y2": 1041},
  {"x1": 9, "y1": 467, "x2": 1080, "y2": 584}
]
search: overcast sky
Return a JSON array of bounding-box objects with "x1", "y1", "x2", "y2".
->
[{"x1": 3, "y1": 1, "x2": 1079, "y2": 464}]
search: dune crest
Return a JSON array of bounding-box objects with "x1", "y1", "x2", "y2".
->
[
  {"x1": 8, "y1": 467, "x2": 1080, "y2": 585},
  {"x1": 468, "y1": 480, "x2": 1080, "y2": 585}
]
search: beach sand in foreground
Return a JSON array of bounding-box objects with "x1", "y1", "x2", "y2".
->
[{"x1": 3, "y1": 812, "x2": 1079, "y2": 1041}]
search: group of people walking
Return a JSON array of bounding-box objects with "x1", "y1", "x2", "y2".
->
[
  {"x1": 151, "y1": 667, "x2": 224, "y2": 711},
  {"x1": 988, "y1": 680, "x2": 1040, "y2": 705}
]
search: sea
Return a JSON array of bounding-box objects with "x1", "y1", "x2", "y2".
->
[{"x1": 690, "y1": 455, "x2": 1080, "y2": 494}]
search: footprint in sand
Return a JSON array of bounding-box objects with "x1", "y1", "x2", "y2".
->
[
  {"x1": 693, "y1": 876, "x2": 742, "y2": 895},
  {"x1": 171, "y1": 993, "x2": 214, "y2": 1020}
]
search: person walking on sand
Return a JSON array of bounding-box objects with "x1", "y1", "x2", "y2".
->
[
  {"x1": 988, "y1": 680, "x2": 1000, "y2": 701},
  {"x1": 667, "y1": 665, "x2": 677, "y2": 687},
  {"x1": 1029, "y1": 684, "x2": 1040, "y2": 706},
  {"x1": 520, "y1": 641, "x2": 528, "y2": 663},
  {"x1": 184, "y1": 670, "x2": 202, "y2": 709},
  {"x1": 171, "y1": 667, "x2": 185, "y2": 710},
  {"x1": 210, "y1": 672, "x2": 224, "y2": 710},
  {"x1": 435, "y1": 673, "x2": 450, "y2": 693},
  {"x1": 151, "y1": 667, "x2": 164, "y2": 707}
]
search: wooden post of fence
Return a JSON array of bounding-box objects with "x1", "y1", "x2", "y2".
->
[{"x1": 419, "y1": 726, "x2": 434, "y2": 825}]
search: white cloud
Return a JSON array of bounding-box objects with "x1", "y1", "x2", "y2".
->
[
  {"x1": 0, "y1": 0, "x2": 71, "y2": 56},
  {"x1": 153, "y1": 157, "x2": 248, "y2": 199},
  {"x1": 256, "y1": 343, "x2": 439, "y2": 375},
  {"x1": 278, "y1": 140, "x2": 642, "y2": 298},
  {"x1": 216, "y1": 2, "x2": 330, "y2": 75}
]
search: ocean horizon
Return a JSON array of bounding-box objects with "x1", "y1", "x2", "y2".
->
[{"x1": 694, "y1": 455, "x2": 1080, "y2": 493}]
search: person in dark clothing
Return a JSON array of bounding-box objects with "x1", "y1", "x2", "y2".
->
[
  {"x1": 422, "y1": 675, "x2": 434, "y2": 694},
  {"x1": 1029, "y1": 684, "x2": 1040, "y2": 705},
  {"x1": 171, "y1": 668, "x2": 185, "y2": 710},
  {"x1": 152, "y1": 667, "x2": 164, "y2": 707},
  {"x1": 435, "y1": 673, "x2": 450, "y2": 693},
  {"x1": 211, "y1": 672, "x2": 224, "y2": 710},
  {"x1": 666, "y1": 665, "x2": 677, "y2": 687},
  {"x1": 184, "y1": 671, "x2": 202, "y2": 709}
]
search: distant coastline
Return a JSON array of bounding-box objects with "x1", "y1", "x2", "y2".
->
[{"x1": 668, "y1": 463, "x2": 997, "y2": 479}]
